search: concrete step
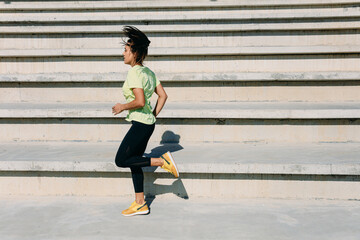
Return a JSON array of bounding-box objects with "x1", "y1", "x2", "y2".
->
[
  {"x1": 2, "y1": 21, "x2": 360, "y2": 34},
  {"x1": 2, "y1": 117, "x2": 358, "y2": 143},
  {"x1": 2, "y1": 56, "x2": 359, "y2": 74},
  {"x1": 1, "y1": 196, "x2": 359, "y2": 240},
  {"x1": 0, "y1": 141, "x2": 359, "y2": 199},
  {"x1": 1, "y1": 0, "x2": 358, "y2": 10},
  {"x1": 1, "y1": 102, "x2": 360, "y2": 119},
  {"x1": 2, "y1": 46, "x2": 360, "y2": 57},
  {"x1": 1, "y1": 141, "x2": 359, "y2": 175},
  {"x1": 2, "y1": 7, "x2": 359, "y2": 23},
  {"x1": 0, "y1": 50, "x2": 360, "y2": 74},
  {"x1": 0, "y1": 102, "x2": 359, "y2": 143},
  {"x1": 1, "y1": 72, "x2": 360, "y2": 103},
  {"x1": 3, "y1": 31, "x2": 359, "y2": 49},
  {"x1": 2, "y1": 80, "x2": 360, "y2": 103},
  {"x1": 1, "y1": 72, "x2": 359, "y2": 83}
]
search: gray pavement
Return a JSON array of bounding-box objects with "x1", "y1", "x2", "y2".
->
[{"x1": 0, "y1": 196, "x2": 359, "y2": 240}]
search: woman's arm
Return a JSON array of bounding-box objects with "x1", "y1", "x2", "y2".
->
[
  {"x1": 152, "y1": 83, "x2": 168, "y2": 117},
  {"x1": 112, "y1": 88, "x2": 145, "y2": 115}
]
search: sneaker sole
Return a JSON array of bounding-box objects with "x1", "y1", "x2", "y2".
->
[
  {"x1": 122, "y1": 209, "x2": 149, "y2": 217},
  {"x1": 166, "y1": 151, "x2": 179, "y2": 178}
]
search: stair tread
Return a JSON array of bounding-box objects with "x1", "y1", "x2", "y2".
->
[
  {"x1": 1, "y1": 0, "x2": 357, "y2": 10},
  {"x1": 0, "y1": 141, "x2": 359, "y2": 175},
  {"x1": 2, "y1": 21, "x2": 360, "y2": 33},
  {"x1": 1, "y1": 46, "x2": 360, "y2": 57},
  {"x1": 1, "y1": 102, "x2": 360, "y2": 119},
  {"x1": 1, "y1": 72, "x2": 359, "y2": 82},
  {"x1": 1, "y1": 8, "x2": 359, "y2": 23}
]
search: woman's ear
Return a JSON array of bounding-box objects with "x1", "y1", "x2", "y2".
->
[{"x1": 133, "y1": 51, "x2": 138, "y2": 62}]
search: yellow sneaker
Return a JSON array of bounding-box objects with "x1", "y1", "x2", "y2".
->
[
  {"x1": 121, "y1": 201, "x2": 149, "y2": 217},
  {"x1": 160, "y1": 151, "x2": 179, "y2": 178}
]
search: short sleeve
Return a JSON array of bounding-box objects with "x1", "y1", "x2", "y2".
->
[
  {"x1": 155, "y1": 74, "x2": 161, "y2": 87},
  {"x1": 127, "y1": 69, "x2": 143, "y2": 89}
]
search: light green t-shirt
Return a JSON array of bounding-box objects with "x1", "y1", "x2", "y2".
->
[{"x1": 122, "y1": 65, "x2": 160, "y2": 125}]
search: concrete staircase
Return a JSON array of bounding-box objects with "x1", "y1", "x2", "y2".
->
[{"x1": 0, "y1": 0, "x2": 359, "y2": 199}]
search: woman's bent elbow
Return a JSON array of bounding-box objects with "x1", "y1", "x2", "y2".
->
[{"x1": 138, "y1": 100, "x2": 145, "y2": 108}]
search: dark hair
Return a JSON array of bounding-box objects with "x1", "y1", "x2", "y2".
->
[{"x1": 121, "y1": 25, "x2": 151, "y2": 65}]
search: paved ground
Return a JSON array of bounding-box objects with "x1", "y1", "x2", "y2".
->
[{"x1": 0, "y1": 196, "x2": 359, "y2": 240}]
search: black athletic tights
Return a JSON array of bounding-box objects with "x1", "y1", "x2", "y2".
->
[{"x1": 115, "y1": 120, "x2": 155, "y2": 193}]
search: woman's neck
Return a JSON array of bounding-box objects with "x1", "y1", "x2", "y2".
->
[{"x1": 131, "y1": 63, "x2": 143, "y2": 67}]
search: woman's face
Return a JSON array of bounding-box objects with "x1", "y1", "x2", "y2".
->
[{"x1": 123, "y1": 44, "x2": 136, "y2": 66}]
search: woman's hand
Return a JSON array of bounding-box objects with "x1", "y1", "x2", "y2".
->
[
  {"x1": 112, "y1": 103, "x2": 124, "y2": 115},
  {"x1": 112, "y1": 88, "x2": 145, "y2": 116}
]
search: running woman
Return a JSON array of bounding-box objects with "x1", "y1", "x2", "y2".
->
[{"x1": 112, "y1": 26, "x2": 179, "y2": 217}]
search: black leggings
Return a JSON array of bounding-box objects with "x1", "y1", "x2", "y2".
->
[{"x1": 115, "y1": 120, "x2": 155, "y2": 193}]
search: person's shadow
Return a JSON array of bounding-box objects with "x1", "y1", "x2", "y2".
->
[{"x1": 143, "y1": 131, "x2": 188, "y2": 207}]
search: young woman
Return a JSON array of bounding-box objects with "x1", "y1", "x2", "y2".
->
[{"x1": 112, "y1": 26, "x2": 179, "y2": 217}]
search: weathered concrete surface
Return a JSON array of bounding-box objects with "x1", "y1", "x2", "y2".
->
[
  {"x1": 0, "y1": 142, "x2": 360, "y2": 199},
  {"x1": 0, "y1": 196, "x2": 359, "y2": 240},
  {"x1": 1, "y1": 7, "x2": 360, "y2": 23},
  {"x1": 2, "y1": 83, "x2": 360, "y2": 103},
  {"x1": 6, "y1": 85, "x2": 360, "y2": 103},
  {"x1": 2, "y1": 34, "x2": 360, "y2": 50},
  {"x1": 1, "y1": 72, "x2": 360, "y2": 83},
  {"x1": 1, "y1": 0, "x2": 357, "y2": 10},
  {"x1": 1, "y1": 102, "x2": 360, "y2": 119},
  {"x1": 1, "y1": 0, "x2": 359, "y2": 201},
  {"x1": 1, "y1": 118, "x2": 359, "y2": 143},
  {"x1": 0, "y1": 141, "x2": 359, "y2": 175},
  {"x1": 2, "y1": 57, "x2": 359, "y2": 75},
  {"x1": 2, "y1": 21, "x2": 360, "y2": 34},
  {"x1": 2, "y1": 46, "x2": 360, "y2": 57}
]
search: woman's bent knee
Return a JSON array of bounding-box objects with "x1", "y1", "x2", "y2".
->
[{"x1": 115, "y1": 154, "x2": 127, "y2": 168}]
